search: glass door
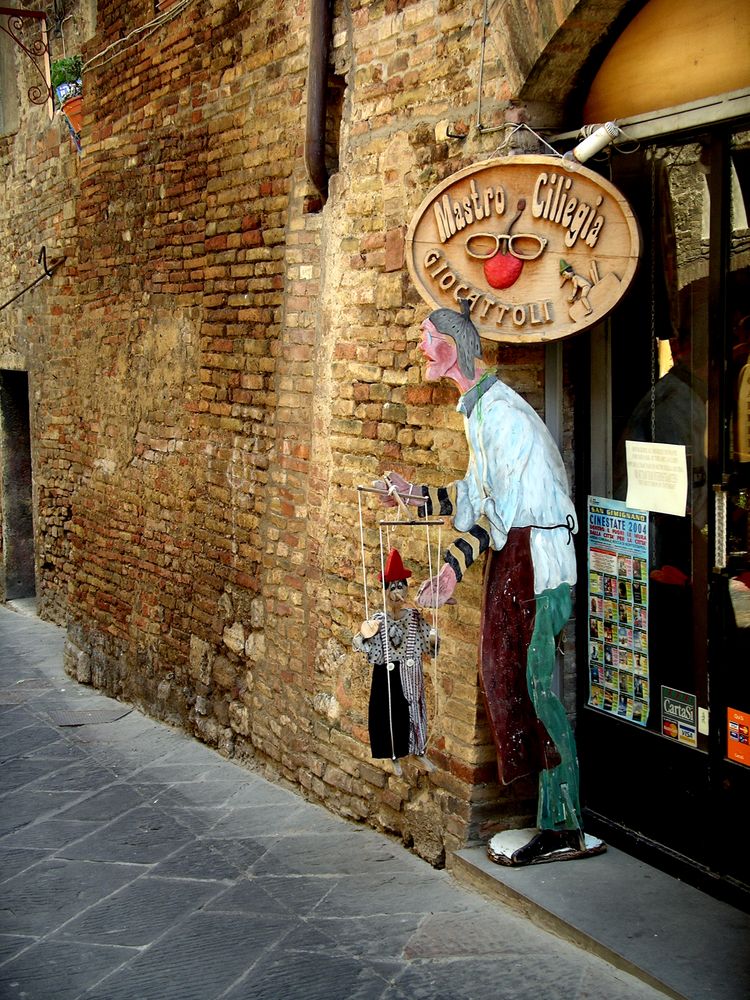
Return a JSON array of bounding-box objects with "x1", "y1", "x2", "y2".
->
[{"x1": 577, "y1": 124, "x2": 750, "y2": 900}]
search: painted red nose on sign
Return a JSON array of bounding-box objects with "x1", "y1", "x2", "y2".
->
[{"x1": 485, "y1": 252, "x2": 523, "y2": 289}]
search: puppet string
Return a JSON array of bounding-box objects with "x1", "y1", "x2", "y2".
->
[
  {"x1": 425, "y1": 521, "x2": 442, "y2": 750},
  {"x1": 378, "y1": 524, "x2": 397, "y2": 760},
  {"x1": 357, "y1": 489, "x2": 370, "y2": 621}
]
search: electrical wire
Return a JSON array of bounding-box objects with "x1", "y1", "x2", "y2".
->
[{"x1": 83, "y1": 0, "x2": 196, "y2": 74}]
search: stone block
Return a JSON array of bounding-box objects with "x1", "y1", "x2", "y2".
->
[
  {"x1": 189, "y1": 636, "x2": 213, "y2": 685},
  {"x1": 223, "y1": 622, "x2": 245, "y2": 655},
  {"x1": 212, "y1": 655, "x2": 236, "y2": 689},
  {"x1": 244, "y1": 631, "x2": 266, "y2": 659},
  {"x1": 229, "y1": 699, "x2": 251, "y2": 735}
]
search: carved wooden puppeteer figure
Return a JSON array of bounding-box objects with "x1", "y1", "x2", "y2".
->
[{"x1": 376, "y1": 301, "x2": 604, "y2": 865}]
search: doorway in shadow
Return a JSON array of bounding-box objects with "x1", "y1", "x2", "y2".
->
[{"x1": 0, "y1": 370, "x2": 36, "y2": 602}]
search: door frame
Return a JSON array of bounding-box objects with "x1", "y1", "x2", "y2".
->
[{"x1": 569, "y1": 110, "x2": 750, "y2": 910}]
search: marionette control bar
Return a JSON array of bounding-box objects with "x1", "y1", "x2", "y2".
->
[
  {"x1": 357, "y1": 484, "x2": 444, "y2": 526},
  {"x1": 378, "y1": 518, "x2": 445, "y2": 526}
]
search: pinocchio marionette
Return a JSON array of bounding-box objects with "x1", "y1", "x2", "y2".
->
[{"x1": 353, "y1": 548, "x2": 438, "y2": 764}]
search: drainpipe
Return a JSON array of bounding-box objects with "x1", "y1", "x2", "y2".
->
[{"x1": 305, "y1": 0, "x2": 331, "y2": 203}]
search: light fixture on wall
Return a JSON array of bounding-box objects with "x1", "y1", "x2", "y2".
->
[{"x1": 564, "y1": 122, "x2": 621, "y2": 164}]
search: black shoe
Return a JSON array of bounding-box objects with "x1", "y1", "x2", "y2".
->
[{"x1": 511, "y1": 829, "x2": 583, "y2": 865}]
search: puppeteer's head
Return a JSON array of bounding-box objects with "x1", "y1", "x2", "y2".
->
[{"x1": 419, "y1": 298, "x2": 483, "y2": 382}]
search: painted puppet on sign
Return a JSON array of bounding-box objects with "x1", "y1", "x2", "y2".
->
[
  {"x1": 375, "y1": 300, "x2": 603, "y2": 865},
  {"x1": 353, "y1": 548, "x2": 437, "y2": 769}
]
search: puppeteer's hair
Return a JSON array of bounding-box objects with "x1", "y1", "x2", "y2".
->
[{"x1": 427, "y1": 299, "x2": 483, "y2": 379}]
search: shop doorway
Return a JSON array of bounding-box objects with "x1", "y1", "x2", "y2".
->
[
  {"x1": 576, "y1": 125, "x2": 750, "y2": 904},
  {"x1": 0, "y1": 370, "x2": 36, "y2": 602}
]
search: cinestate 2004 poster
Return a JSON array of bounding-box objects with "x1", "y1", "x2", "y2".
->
[{"x1": 588, "y1": 497, "x2": 649, "y2": 725}]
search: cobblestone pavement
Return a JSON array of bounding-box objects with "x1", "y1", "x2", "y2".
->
[{"x1": 0, "y1": 606, "x2": 666, "y2": 1000}]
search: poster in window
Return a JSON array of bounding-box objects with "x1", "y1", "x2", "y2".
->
[
  {"x1": 588, "y1": 497, "x2": 649, "y2": 725},
  {"x1": 662, "y1": 686, "x2": 697, "y2": 747}
]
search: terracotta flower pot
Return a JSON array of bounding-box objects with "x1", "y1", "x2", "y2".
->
[{"x1": 61, "y1": 95, "x2": 83, "y2": 134}]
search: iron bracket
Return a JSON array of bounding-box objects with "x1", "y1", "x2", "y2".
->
[{"x1": 0, "y1": 6, "x2": 53, "y2": 120}]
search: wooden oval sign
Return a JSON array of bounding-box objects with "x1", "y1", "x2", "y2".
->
[{"x1": 406, "y1": 155, "x2": 640, "y2": 343}]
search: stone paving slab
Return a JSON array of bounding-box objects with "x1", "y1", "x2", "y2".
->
[
  {"x1": 0, "y1": 606, "x2": 672, "y2": 1000},
  {"x1": 0, "y1": 940, "x2": 140, "y2": 1000},
  {"x1": 54, "y1": 782, "x2": 148, "y2": 821},
  {"x1": 0, "y1": 817, "x2": 100, "y2": 851},
  {"x1": 0, "y1": 718, "x2": 62, "y2": 757},
  {"x1": 150, "y1": 835, "x2": 263, "y2": 881},
  {"x1": 53, "y1": 876, "x2": 226, "y2": 946},
  {"x1": 57, "y1": 805, "x2": 198, "y2": 864},
  {"x1": 2, "y1": 858, "x2": 148, "y2": 936},
  {"x1": 83, "y1": 911, "x2": 295, "y2": 1000}
]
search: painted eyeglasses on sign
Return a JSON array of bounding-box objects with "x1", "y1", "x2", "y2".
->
[{"x1": 465, "y1": 232, "x2": 548, "y2": 261}]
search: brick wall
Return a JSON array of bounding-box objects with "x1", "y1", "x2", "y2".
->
[
  {"x1": 0, "y1": 1, "x2": 88, "y2": 614},
  {"x1": 1, "y1": 0, "x2": 617, "y2": 864}
]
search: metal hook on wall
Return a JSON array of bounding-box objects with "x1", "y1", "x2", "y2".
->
[
  {"x1": 0, "y1": 245, "x2": 64, "y2": 312},
  {"x1": 38, "y1": 245, "x2": 53, "y2": 278}
]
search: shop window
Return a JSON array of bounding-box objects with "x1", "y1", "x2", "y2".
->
[
  {"x1": 587, "y1": 138, "x2": 712, "y2": 743},
  {"x1": 730, "y1": 131, "x2": 750, "y2": 482},
  {"x1": 732, "y1": 144, "x2": 750, "y2": 220}
]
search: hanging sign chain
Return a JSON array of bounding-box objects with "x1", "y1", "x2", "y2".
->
[{"x1": 489, "y1": 122, "x2": 563, "y2": 159}]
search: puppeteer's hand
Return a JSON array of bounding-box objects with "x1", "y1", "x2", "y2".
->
[
  {"x1": 371, "y1": 471, "x2": 425, "y2": 508},
  {"x1": 417, "y1": 563, "x2": 458, "y2": 608}
]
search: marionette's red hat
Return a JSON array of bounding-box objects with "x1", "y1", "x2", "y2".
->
[{"x1": 379, "y1": 548, "x2": 412, "y2": 584}]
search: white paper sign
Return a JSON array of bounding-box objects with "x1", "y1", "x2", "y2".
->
[{"x1": 625, "y1": 441, "x2": 688, "y2": 517}]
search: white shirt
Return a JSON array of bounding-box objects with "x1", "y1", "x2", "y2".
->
[{"x1": 453, "y1": 374, "x2": 578, "y2": 593}]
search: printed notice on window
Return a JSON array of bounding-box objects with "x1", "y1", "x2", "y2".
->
[
  {"x1": 728, "y1": 706, "x2": 750, "y2": 766},
  {"x1": 625, "y1": 441, "x2": 688, "y2": 517},
  {"x1": 587, "y1": 497, "x2": 649, "y2": 727}
]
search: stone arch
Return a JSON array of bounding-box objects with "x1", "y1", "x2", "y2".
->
[{"x1": 495, "y1": 0, "x2": 643, "y2": 121}]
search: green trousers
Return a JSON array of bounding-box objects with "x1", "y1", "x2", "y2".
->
[{"x1": 526, "y1": 583, "x2": 582, "y2": 831}]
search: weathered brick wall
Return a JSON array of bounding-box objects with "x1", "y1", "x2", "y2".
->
[
  {"x1": 0, "y1": 1, "x2": 90, "y2": 614},
  {"x1": 1, "y1": 0, "x2": 620, "y2": 864}
]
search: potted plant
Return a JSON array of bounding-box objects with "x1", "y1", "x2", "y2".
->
[{"x1": 51, "y1": 55, "x2": 83, "y2": 135}]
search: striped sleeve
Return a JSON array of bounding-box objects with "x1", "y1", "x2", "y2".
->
[
  {"x1": 443, "y1": 519, "x2": 491, "y2": 582},
  {"x1": 419, "y1": 484, "x2": 456, "y2": 517}
]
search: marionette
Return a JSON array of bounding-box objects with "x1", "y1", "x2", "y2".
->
[{"x1": 353, "y1": 548, "x2": 438, "y2": 768}]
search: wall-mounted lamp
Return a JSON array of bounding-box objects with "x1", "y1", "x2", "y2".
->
[{"x1": 564, "y1": 122, "x2": 621, "y2": 164}]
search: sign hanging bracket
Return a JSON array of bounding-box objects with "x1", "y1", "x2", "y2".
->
[{"x1": 0, "y1": 7, "x2": 53, "y2": 120}]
